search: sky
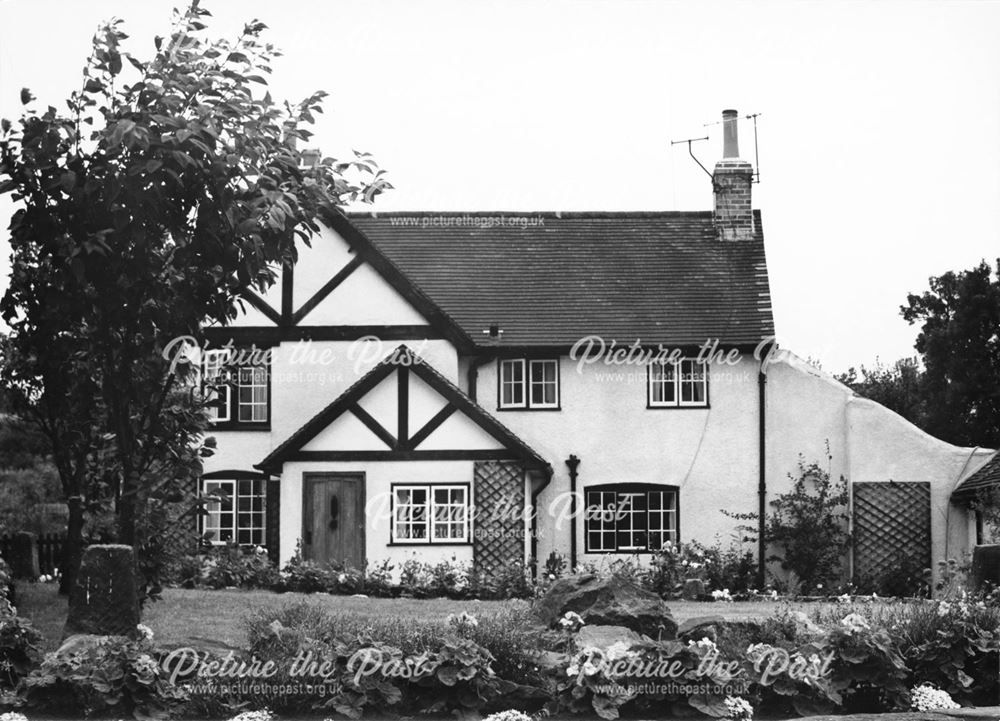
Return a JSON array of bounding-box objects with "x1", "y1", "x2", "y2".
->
[{"x1": 1, "y1": 0, "x2": 998, "y2": 374}]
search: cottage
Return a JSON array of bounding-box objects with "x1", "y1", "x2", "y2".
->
[{"x1": 198, "y1": 110, "x2": 995, "y2": 585}]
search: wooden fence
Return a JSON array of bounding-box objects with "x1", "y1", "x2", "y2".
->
[{"x1": 0, "y1": 533, "x2": 68, "y2": 575}]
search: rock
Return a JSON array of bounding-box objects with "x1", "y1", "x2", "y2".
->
[
  {"x1": 63, "y1": 544, "x2": 141, "y2": 640},
  {"x1": 681, "y1": 577, "x2": 706, "y2": 600},
  {"x1": 677, "y1": 615, "x2": 727, "y2": 643},
  {"x1": 788, "y1": 611, "x2": 826, "y2": 637},
  {"x1": 533, "y1": 573, "x2": 677, "y2": 638},
  {"x1": 574, "y1": 624, "x2": 644, "y2": 651},
  {"x1": 536, "y1": 649, "x2": 571, "y2": 673},
  {"x1": 9, "y1": 531, "x2": 40, "y2": 580},
  {"x1": 56, "y1": 633, "x2": 127, "y2": 657}
]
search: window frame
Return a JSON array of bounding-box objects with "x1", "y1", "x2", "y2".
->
[
  {"x1": 583, "y1": 483, "x2": 679, "y2": 554},
  {"x1": 647, "y1": 358, "x2": 709, "y2": 409},
  {"x1": 389, "y1": 483, "x2": 472, "y2": 545},
  {"x1": 199, "y1": 476, "x2": 267, "y2": 547},
  {"x1": 203, "y1": 347, "x2": 272, "y2": 429},
  {"x1": 497, "y1": 357, "x2": 561, "y2": 410}
]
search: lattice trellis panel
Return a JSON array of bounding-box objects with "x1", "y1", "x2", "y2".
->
[
  {"x1": 473, "y1": 461, "x2": 525, "y2": 572},
  {"x1": 852, "y1": 482, "x2": 930, "y2": 584}
]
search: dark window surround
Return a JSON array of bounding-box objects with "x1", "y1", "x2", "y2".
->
[
  {"x1": 496, "y1": 357, "x2": 561, "y2": 411},
  {"x1": 646, "y1": 359, "x2": 710, "y2": 409},
  {"x1": 204, "y1": 347, "x2": 272, "y2": 430},
  {"x1": 388, "y1": 482, "x2": 473, "y2": 546},
  {"x1": 583, "y1": 482, "x2": 680, "y2": 554}
]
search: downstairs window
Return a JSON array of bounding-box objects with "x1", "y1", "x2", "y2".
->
[{"x1": 584, "y1": 483, "x2": 679, "y2": 553}]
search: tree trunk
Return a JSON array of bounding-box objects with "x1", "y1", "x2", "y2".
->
[
  {"x1": 58, "y1": 495, "x2": 85, "y2": 596},
  {"x1": 118, "y1": 467, "x2": 139, "y2": 546}
]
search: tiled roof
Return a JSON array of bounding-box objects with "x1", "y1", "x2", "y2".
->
[
  {"x1": 347, "y1": 211, "x2": 774, "y2": 348},
  {"x1": 953, "y1": 450, "x2": 1000, "y2": 501}
]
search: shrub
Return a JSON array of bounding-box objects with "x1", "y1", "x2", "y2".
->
[
  {"x1": 22, "y1": 635, "x2": 186, "y2": 719},
  {"x1": 241, "y1": 601, "x2": 511, "y2": 717},
  {"x1": 203, "y1": 543, "x2": 280, "y2": 589},
  {"x1": 0, "y1": 607, "x2": 41, "y2": 696},
  {"x1": 276, "y1": 548, "x2": 334, "y2": 593},
  {"x1": 812, "y1": 597, "x2": 1000, "y2": 706}
]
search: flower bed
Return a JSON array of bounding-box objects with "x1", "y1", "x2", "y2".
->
[{"x1": 1, "y1": 568, "x2": 997, "y2": 719}]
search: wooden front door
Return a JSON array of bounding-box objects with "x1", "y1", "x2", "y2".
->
[{"x1": 302, "y1": 474, "x2": 365, "y2": 568}]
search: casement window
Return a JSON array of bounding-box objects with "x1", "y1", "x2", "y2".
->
[
  {"x1": 391, "y1": 484, "x2": 470, "y2": 543},
  {"x1": 200, "y1": 478, "x2": 266, "y2": 546},
  {"x1": 648, "y1": 359, "x2": 708, "y2": 407},
  {"x1": 498, "y1": 358, "x2": 559, "y2": 409},
  {"x1": 584, "y1": 484, "x2": 679, "y2": 553},
  {"x1": 203, "y1": 348, "x2": 270, "y2": 427}
]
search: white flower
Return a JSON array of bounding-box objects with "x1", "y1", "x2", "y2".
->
[
  {"x1": 0, "y1": 712, "x2": 29, "y2": 721},
  {"x1": 712, "y1": 588, "x2": 733, "y2": 602},
  {"x1": 837, "y1": 593, "x2": 851, "y2": 603},
  {"x1": 228, "y1": 711, "x2": 276, "y2": 721},
  {"x1": 937, "y1": 601, "x2": 951, "y2": 616},
  {"x1": 724, "y1": 695, "x2": 754, "y2": 721},
  {"x1": 688, "y1": 637, "x2": 718, "y2": 653},
  {"x1": 770, "y1": 590, "x2": 779, "y2": 600},
  {"x1": 559, "y1": 611, "x2": 585, "y2": 630},
  {"x1": 548, "y1": 573, "x2": 556, "y2": 580},
  {"x1": 337, "y1": 573, "x2": 348, "y2": 584},
  {"x1": 483, "y1": 712, "x2": 533, "y2": 721},
  {"x1": 910, "y1": 684, "x2": 960, "y2": 711},
  {"x1": 136, "y1": 623, "x2": 154, "y2": 641},
  {"x1": 566, "y1": 664, "x2": 580, "y2": 676},
  {"x1": 582, "y1": 661, "x2": 600, "y2": 676},
  {"x1": 133, "y1": 653, "x2": 160, "y2": 677}
]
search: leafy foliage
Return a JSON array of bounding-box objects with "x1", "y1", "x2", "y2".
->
[
  {"x1": 901, "y1": 259, "x2": 1000, "y2": 447},
  {"x1": 835, "y1": 357, "x2": 928, "y2": 432},
  {"x1": 0, "y1": 1, "x2": 387, "y2": 590},
  {"x1": 22, "y1": 635, "x2": 185, "y2": 720}
]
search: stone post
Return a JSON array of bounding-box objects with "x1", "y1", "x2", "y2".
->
[
  {"x1": 9, "y1": 531, "x2": 40, "y2": 580},
  {"x1": 63, "y1": 544, "x2": 140, "y2": 639}
]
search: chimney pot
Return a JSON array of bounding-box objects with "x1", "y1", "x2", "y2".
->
[
  {"x1": 722, "y1": 109, "x2": 740, "y2": 159},
  {"x1": 713, "y1": 108, "x2": 755, "y2": 241}
]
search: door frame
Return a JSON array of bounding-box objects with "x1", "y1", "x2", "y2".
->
[{"x1": 301, "y1": 472, "x2": 366, "y2": 566}]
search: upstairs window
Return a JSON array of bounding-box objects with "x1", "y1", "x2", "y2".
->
[
  {"x1": 648, "y1": 359, "x2": 708, "y2": 408},
  {"x1": 203, "y1": 348, "x2": 271, "y2": 428},
  {"x1": 584, "y1": 483, "x2": 679, "y2": 553},
  {"x1": 499, "y1": 358, "x2": 560, "y2": 409}
]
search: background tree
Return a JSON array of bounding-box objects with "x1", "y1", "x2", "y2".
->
[
  {"x1": 835, "y1": 357, "x2": 928, "y2": 432},
  {"x1": 901, "y1": 260, "x2": 1000, "y2": 448},
  {"x1": 0, "y1": 2, "x2": 386, "y2": 587}
]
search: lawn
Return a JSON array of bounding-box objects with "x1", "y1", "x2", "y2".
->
[{"x1": 15, "y1": 581, "x2": 818, "y2": 653}]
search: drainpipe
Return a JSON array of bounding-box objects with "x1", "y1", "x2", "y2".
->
[
  {"x1": 529, "y1": 467, "x2": 553, "y2": 576},
  {"x1": 757, "y1": 358, "x2": 768, "y2": 588},
  {"x1": 566, "y1": 455, "x2": 580, "y2": 571},
  {"x1": 467, "y1": 355, "x2": 493, "y2": 402}
]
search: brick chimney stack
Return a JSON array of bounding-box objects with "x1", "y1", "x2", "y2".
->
[{"x1": 713, "y1": 109, "x2": 755, "y2": 241}]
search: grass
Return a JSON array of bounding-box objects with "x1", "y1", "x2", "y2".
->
[{"x1": 15, "y1": 581, "x2": 838, "y2": 653}]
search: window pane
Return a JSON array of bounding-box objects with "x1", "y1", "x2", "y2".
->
[
  {"x1": 500, "y1": 360, "x2": 525, "y2": 407},
  {"x1": 529, "y1": 360, "x2": 558, "y2": 407},
  {"x1": 650, "y1": 362, "x2": 677, "y2": 405}
]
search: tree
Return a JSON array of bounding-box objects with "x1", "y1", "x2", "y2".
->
[
  {"x1": 901, "y1": 260, "x2": 1000, "y2": 448},
  {"x1": 835, "y1": 357, "x2": 928, "y2": 432},
  {"x1": 0, "y1": 2, "x2": 387, "y2": 581}
]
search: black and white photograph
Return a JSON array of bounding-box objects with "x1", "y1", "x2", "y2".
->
[{"x1": 0, "y1": 2, "x2": 998, "y2": 720}]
